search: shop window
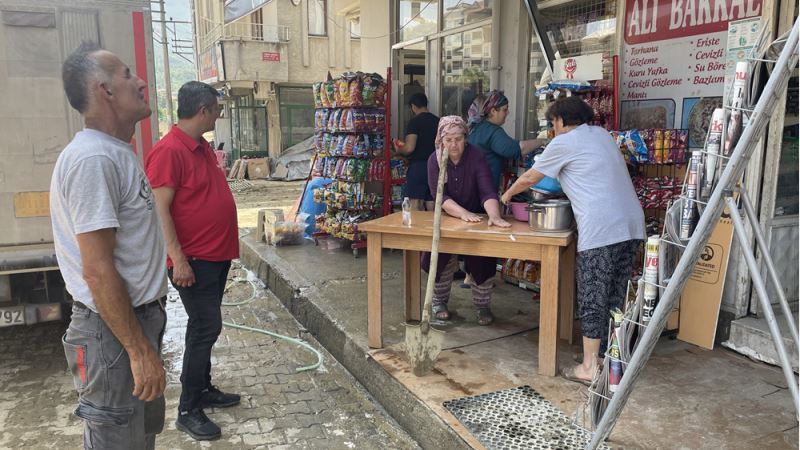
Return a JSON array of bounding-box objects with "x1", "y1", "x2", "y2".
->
[
  {"x1": 526, "y1": 0, "x2": 617, "y2": 139},
  {"x1": 308, "y1": 0, "x2": 327, "y2": 36},
  {"x1": 443, "y1": 0, "x2": 491, "y2": 30},
  {"x1": 441, "y1": 24, "x2": 490, "y2": 119},
  {"x1": 398, "y1": 0, "x2": 438, "y2": 43},
  {"x1": 279, "y1": 86, "x2": 315, "y2": 150},
  {"x1": 231, "y1": 94, "x2": 268, "y2": 157},
  {"x1": 538, "y1": 0, "x2": 617, "y2": 61},
  {"x1": 525, "y1": 25, "x2": 548, "y2": 139}
]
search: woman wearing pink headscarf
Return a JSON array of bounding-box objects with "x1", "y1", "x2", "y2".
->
[{"x1": 421, "y1": 116, "x2": 511, "y2": 326}]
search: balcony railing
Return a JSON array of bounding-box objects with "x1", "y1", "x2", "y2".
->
[{"x1": 198, "y1": 17, "x2": 289, "y2": 51}]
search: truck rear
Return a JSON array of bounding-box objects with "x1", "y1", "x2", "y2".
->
[{"x1": 0, "y1": 0, "x2": 158, "y2": 327}]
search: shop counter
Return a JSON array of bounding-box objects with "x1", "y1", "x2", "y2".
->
[{"x1": 359, "y1": 211, "x2": 576, "y2": 377}]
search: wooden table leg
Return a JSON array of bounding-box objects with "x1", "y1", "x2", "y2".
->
[
  {"x1": 539, "y1": 245, "x2": 561, "y2": 376},
  {"x1": 559, "y1": 241, "x2": 576, "y2": 344},
  {"x1": 367, "y1": 232, "x2": 383, "y2": 348},
  {"x1": 404, "y1": 250, "x2": 421, "y2": 322}
]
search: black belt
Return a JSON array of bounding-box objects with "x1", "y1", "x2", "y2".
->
[{"x1": 74, "y1": 296, "x2": 166, "y2": 313}]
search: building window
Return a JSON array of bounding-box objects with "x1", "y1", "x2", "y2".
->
[
  {"x1": 398, "y1": 0, "x2": 438, "y2": 43},
  {"x1": 251, "y1": 8, "x2": 263, "y2": 40},
  {"x1": 279, "y1": 86, "x2": 316, "y2": 150},
  {"x1": 232, "y1": 94, "x2": 268, "y2": 157},
  {"x1": 443, "y1": 0, "x2": 492, "y2": 31},
  {"x1": 308, "y1": 0, "x2": 327, "y2": 36},
  {"x1": 349, "y1": 16, "x2": 360, "y2": 39}
]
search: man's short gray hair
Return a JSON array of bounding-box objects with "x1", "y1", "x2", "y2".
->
[
  {"x1": 62, "y1": 41, "x2": 110, "y2": 113},
  {"x1": 177, "y1": 81, "x2": 219, "y2": 119}
]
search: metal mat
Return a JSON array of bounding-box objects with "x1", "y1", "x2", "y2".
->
[
  {"x1": 227, "y1": 179, "x2": 253, "y2": 192},
  {"x1": 443, "y1": 385, "x2": 608, "y2": 450}
]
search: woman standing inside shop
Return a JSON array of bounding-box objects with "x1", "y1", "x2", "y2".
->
[
  {"x1": 501, "y1": 97, "x2": 645, "y2": 384},
  {"x1": 423, "y1": 116, "x2": 511, "y2": 326},
  {"x1": 468, "y1": 90, "x2": 546, "y2": 190}
]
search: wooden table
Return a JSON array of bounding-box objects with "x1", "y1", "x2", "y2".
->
[{"x1": 359, "y1": 211, "x2": 576, "y2": 377}]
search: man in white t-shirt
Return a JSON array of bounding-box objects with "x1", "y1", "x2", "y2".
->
[
  {"x1": 51, "y1": 42, "x2": 168, "y2": 450},
  {"x1": 502, "y1": 97, "x2": 645, "y2": 385}
]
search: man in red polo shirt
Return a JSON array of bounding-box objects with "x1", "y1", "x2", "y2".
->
[{"x1": 145, "y1": 81, "x2": 239, "y2": 441}]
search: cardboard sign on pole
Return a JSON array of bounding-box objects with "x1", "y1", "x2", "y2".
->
[{"x1": 678, "y1": 216, "x2": 735, "y2": 349}]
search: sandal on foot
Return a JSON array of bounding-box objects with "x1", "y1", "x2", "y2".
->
[
  {"x1": 560, "y1": 365, "x2": 592, "y2": 386},
  {"x1": 432, "y1": 304, "x2": 451, "y2": 321},
  {"x1": 476, "y1": 308, "x2": 494, "y2": 326}
]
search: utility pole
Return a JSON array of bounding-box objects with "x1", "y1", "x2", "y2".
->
[{"x1": 158, "y1": 0, "x2": 173, "y2": 125}]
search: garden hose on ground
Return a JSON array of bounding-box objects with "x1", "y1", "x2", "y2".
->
[{"x1": 221, "y1": 274, "x2": 323, "y2": 373}]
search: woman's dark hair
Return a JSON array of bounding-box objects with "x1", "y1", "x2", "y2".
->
[{"x1": 545, "y1": 97, "x2": 595, "y2": 126}]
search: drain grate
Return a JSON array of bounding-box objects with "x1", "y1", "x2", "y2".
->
[{"x1": 443, "y1": 385, "x2": 608, "y2": 450}]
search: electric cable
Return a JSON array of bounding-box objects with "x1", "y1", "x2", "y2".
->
[{"x1": 220, "y1": 268, "x2": 323, "y2": 372}]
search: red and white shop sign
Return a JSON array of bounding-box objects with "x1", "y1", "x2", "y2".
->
[
  {"x1": 624, "y1": 0, "x2": 762, "y2": 45},
  {"x1": 262, "y1": 51, "x2": 280, "y2": 62},
  {"x1": 553, "y1": 53, "x2": 604, "y2": 81}
]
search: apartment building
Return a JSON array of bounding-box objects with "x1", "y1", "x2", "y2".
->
[{"x1": 192, "y1": 0, "x2": 390, "y2": 158}]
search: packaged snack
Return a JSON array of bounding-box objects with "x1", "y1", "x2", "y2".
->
[
  {"x1": 343, "y1": 135, "x2": 357, "y2": 156},
  {"x1": 653, "y1": 129, "x2": 664, "y2": 164},
  {"x1": 663, "y1": 129, "x2": 674, "y2": 163},
  {"x1": 312, "y1": 82, "x2": 323, "y2": 108},
  {"x1": 639, "y1": 129, "x2": 653, "y2": 157},
  {"x1": 327, "y1": 110, "x2": 337, "y2": 131},
  {"x1": 512, "y1": 259, "x2": 524, "y2": 281},
  {"x1": 271, "y1": 214, "x2": 308, "y2": 246},
  {"x1": 674, "y1": 129, "x2": 689, "y2": 164},
  {"x1": 348, "y1": 76, "x2": 363, "y2": 107},
  {"x1": 338, "y1": 108, "x2": 349, "y2": 131},
  {"x1": 325, "y1": 80, "x2": 336, "y2": 108},
  {"x1": 361, "y1": 73, "x2": 386, "y2": 106},
  {"x1": 314, "y1": 132, "x2": 324, "y2": 153},
  {"x1": 333, "y1": 78, "x2": 345, "y2": 107},
  {"x1": 628, "y1": 130, "x2": 648, "y2": 163},
  {"x1": 503, "y1": 259, "x2": 515, "y2": 282}
]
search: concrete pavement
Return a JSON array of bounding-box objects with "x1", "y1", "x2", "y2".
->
[
  {"x1": 239, "y1": 230, "x2": 799, "y2": 450},
  {"x1": 0, "y1": 262, "x2": 419, "y2": 449}
]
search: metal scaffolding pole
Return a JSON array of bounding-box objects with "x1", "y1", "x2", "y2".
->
[{"x1": 587, "y1": 17, "x2": 800, "y2": 449}]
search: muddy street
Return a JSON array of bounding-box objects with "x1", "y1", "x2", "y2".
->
[
  {"x1": 0, "y1": 261, "x2": 417, "y2": 449},
  {"x1": 232, "y1": 180, "x2": 306, "y2": 229}
]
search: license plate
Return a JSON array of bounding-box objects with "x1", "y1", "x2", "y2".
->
[{"x1": 0, "y1": 306, "x2": 25, "y2": 327}]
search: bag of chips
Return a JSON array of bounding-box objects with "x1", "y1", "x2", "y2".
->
[
  {"x1": 348, "y1": 75, "x2": 363, "y2": 107},
  {"x1": 336, "y1": 77, "x2": 350, "y2": 107}
]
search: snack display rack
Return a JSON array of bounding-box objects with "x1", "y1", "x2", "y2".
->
[
  {"x1": 310, "y1": 69, "x2": 399, "y2": 257},
  {"x1": 614, "y1": 127, "x2": 690, "y2": 278}
]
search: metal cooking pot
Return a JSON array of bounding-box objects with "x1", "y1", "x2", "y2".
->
[{"x1": 526, "y1": 199, "x2": 574, "y2": 231}]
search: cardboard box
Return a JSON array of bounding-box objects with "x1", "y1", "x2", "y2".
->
[
  {"x1": 247, "y1": 158, "x2": 271, "y2": 179},
  {"x1": 677, "y1": 216, "x2": 735, "y2": 349}
]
